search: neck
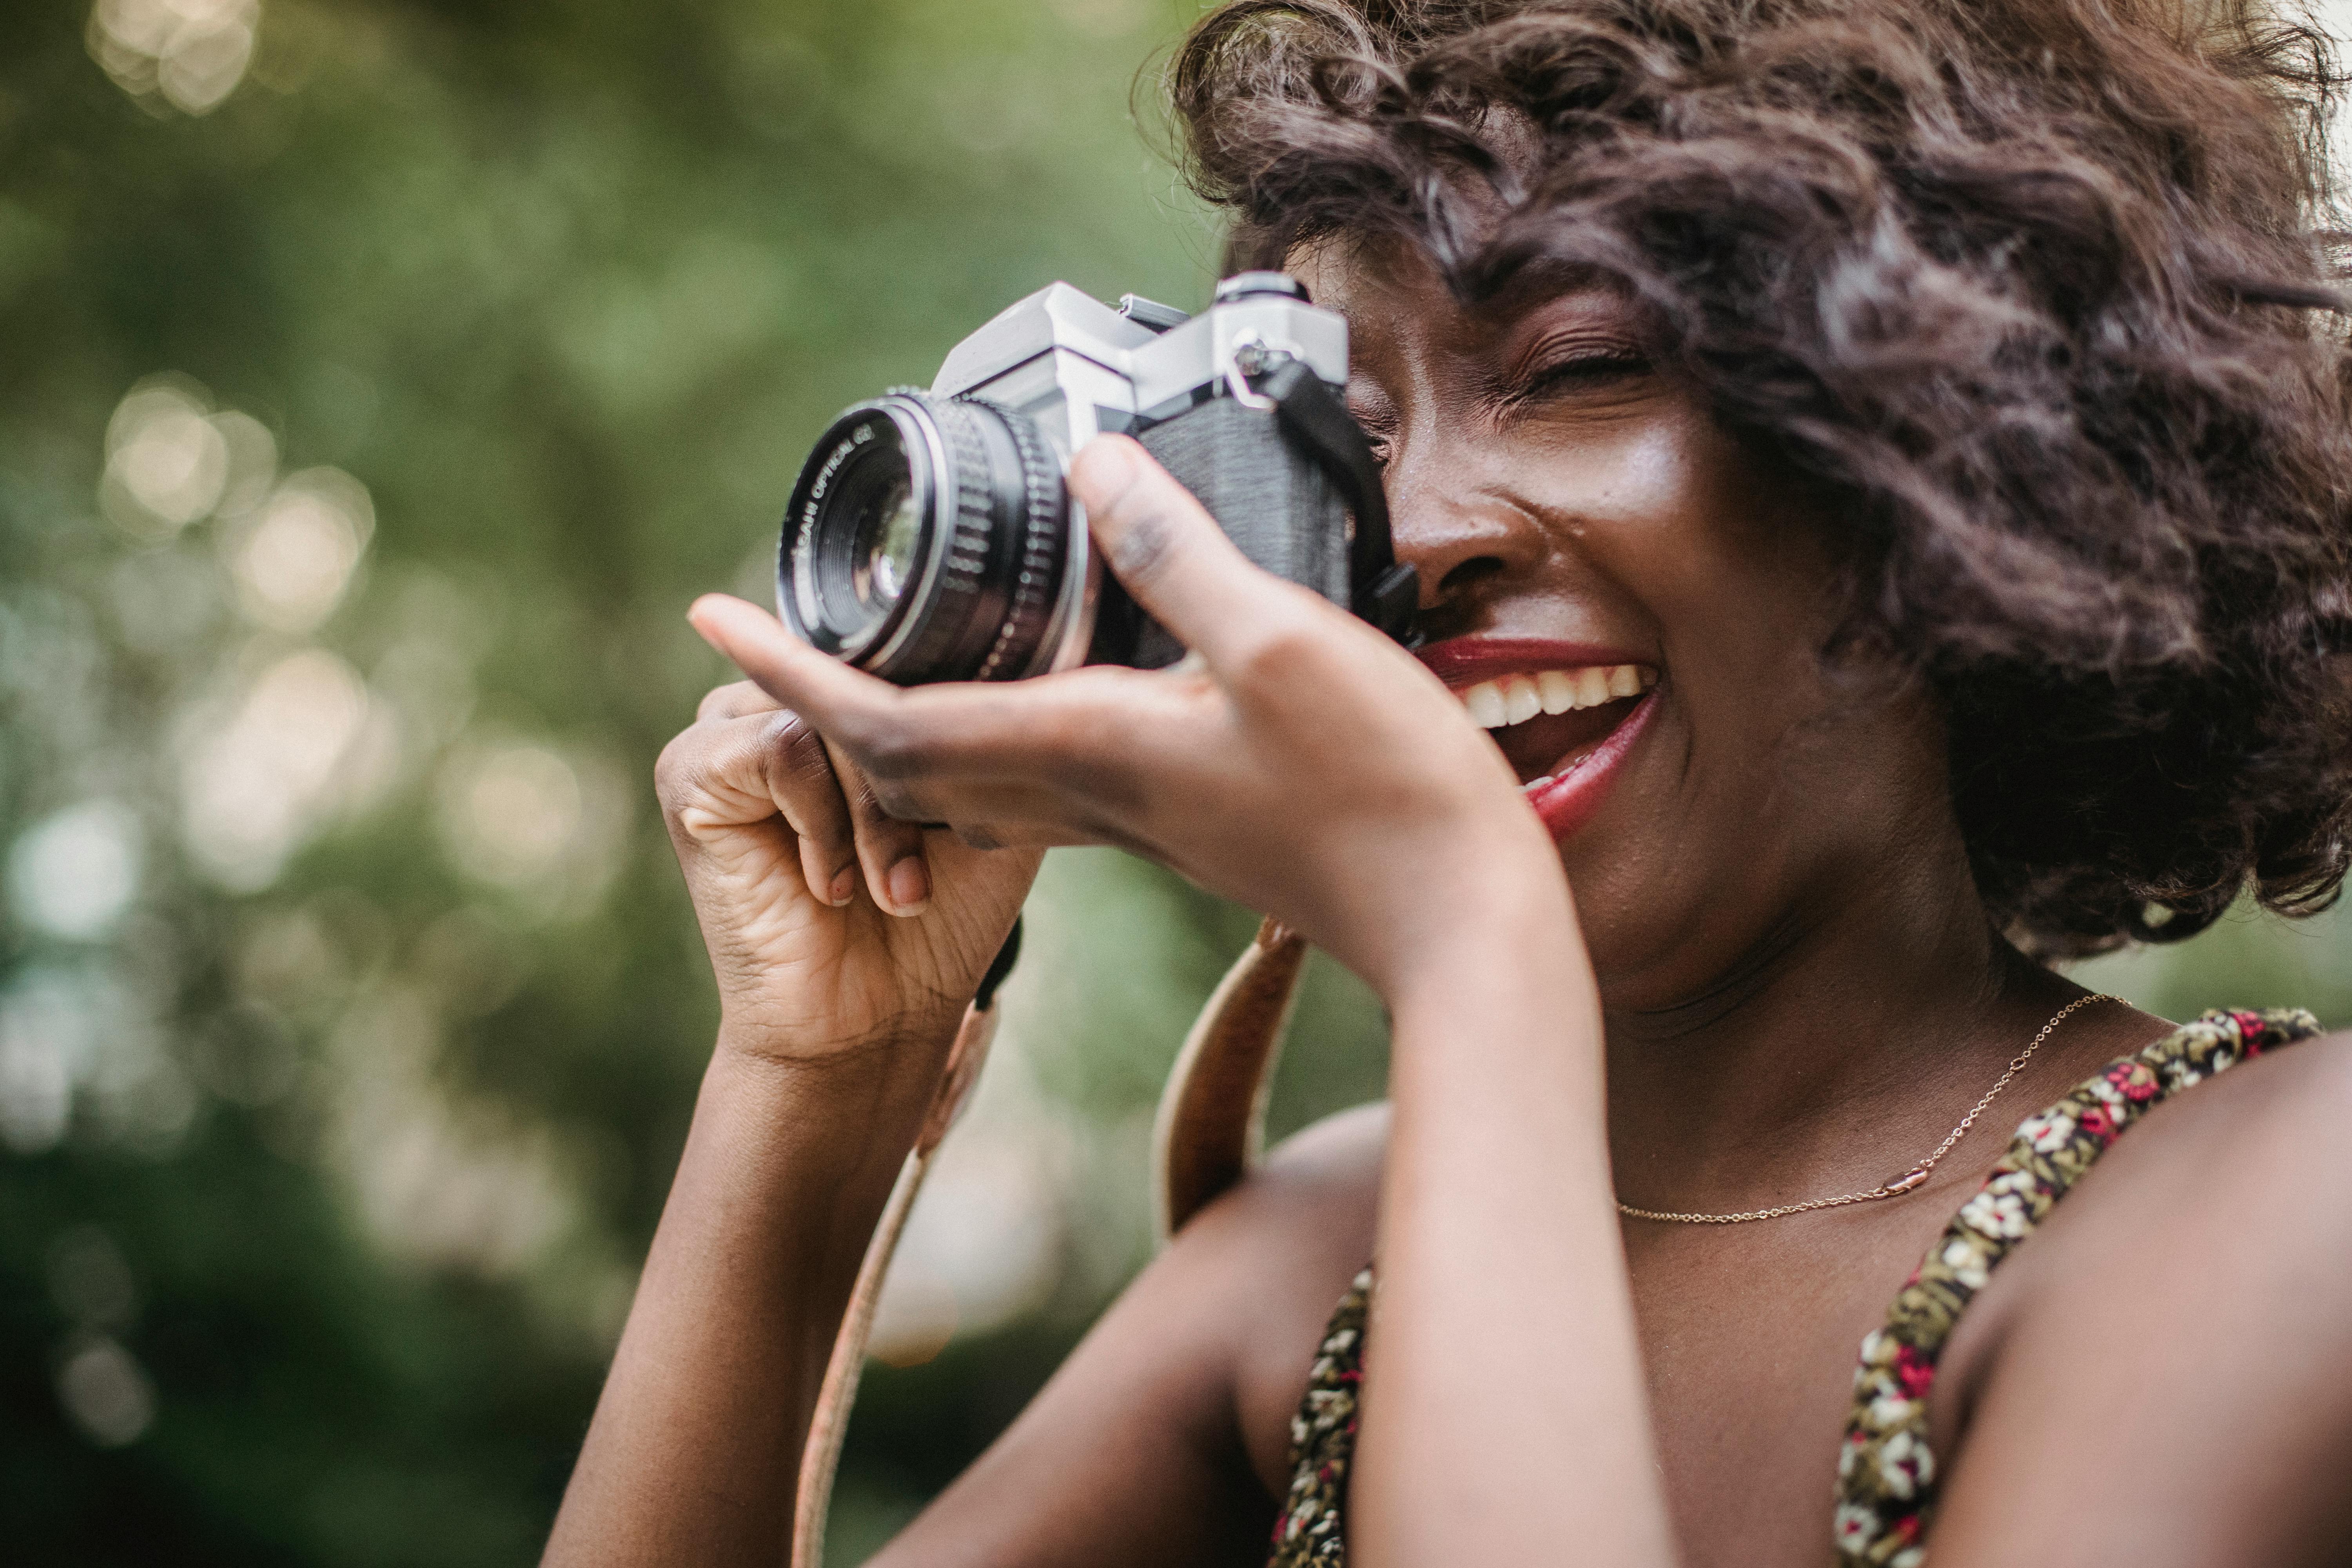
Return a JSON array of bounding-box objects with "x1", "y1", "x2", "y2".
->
[{"x1": 1599, "y1": 836, "x2": 2073, "y2": 1216}]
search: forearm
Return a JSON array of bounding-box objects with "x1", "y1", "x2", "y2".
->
[
  {"x1": 545, "y1": 1029, "x2": 951, "y2": 1567},
  {"x1": 1353, "y1": 870, "x2": 1676, "y2": 1568}
]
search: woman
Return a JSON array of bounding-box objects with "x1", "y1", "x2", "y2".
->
[{"x1": 546, "y1": 0, "x2": 2352, "y2": 1563}]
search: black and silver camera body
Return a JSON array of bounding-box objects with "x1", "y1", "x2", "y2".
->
[{"x1": 777, "y1": 272, "x2": 1418, "y2": 683}]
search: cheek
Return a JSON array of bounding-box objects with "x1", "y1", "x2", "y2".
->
[
  {"x1": 1615, "y1": 424, "x2": 1833, "y2": 688},
  {"x1": 1549, "y1": 417, "x2": 1852, "y2": 869},
  {"x1": 1521, "y1": 410, "x2": 1833, "y2": 665}
]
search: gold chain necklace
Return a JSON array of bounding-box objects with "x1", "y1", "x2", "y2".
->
[{"x1": 1616, "y1": 993, "x2": 2122, "y2": 1226}]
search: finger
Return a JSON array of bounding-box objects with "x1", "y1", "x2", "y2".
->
[
  {"x1": 1067, "y1": 435, "x2": 1319, "y2": 672},
  {"x1": 688, "y1": 594, "x2": 1195, "y2": 853},
  {"x1": 690, "y1": 593, "x2": 1136, "y2": 784},
  {"x1": 753, "y1": 711, "x2": 860, "y2": 907},
  {"x1": 686, "y1": 599, "x2": 970, "y2": 918},
  {"x1": 688, "y1": 594, "x2": 907, "y2": 749},
  {"x1": 824, "y1": 738, "x2": 933, "y2": 917},
  {"x1": 697, "y1": 679, "x2": 778, "y2": 725},
  {"x1": 659, "y1": 708, "x2": 860, "y2": 907}
]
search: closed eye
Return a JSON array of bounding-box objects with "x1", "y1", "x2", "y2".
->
[{"x1": 1502, "y1": 351, "x2": 1652, "y2": 409}]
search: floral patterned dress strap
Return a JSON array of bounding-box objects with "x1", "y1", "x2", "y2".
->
[
  {"x1": 1267, "y1": 1267, "x2": 1371, "y2": 1567},
  {"x1": 1833, "y1": 1007, "x2": 2322, "y2": 1567}
]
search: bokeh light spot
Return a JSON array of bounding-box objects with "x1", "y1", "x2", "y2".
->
[
  {"x1": 0, "y1": 1007, "x2": 74, "y2": 1156},
  {"x1": 227, "y1": 468, "x2": 373, "y2": 633},
  {"x1": 46, "y1": 1227, "x2": 138, "y2": 1330},
  {"x1": 88, "y1": 0, "x2": 260, "y2": 116},
  {"x1": 56, "y1": 1335, "x2": 156, "y2": 1447},
  {"x1": 102, "y1": 381, "x2": 229, "y2": 537},
  {"x1": 208, "y1": 410, "x2": 280, "y2": 515},
  {"x1": 7, "y1": 801, "x2": 142, "y2": 941},
  {"x1": 180, "y1": 648, "x2": 373, "y2": 889},
  {"x1": 434, "y1": 740, "x2": 625, "y2": 910}
]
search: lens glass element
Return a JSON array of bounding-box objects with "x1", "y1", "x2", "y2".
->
[
  {"x1": 854, "y1": 477, "x2": 922, "y2": 612},
  {"x1": 788, "y1": 411, "x2": 933, "y2": 654}
]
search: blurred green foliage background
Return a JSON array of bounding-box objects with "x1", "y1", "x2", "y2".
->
[{"x1": 1, "y1": 1, "x2": 2346, "y2": 1563}]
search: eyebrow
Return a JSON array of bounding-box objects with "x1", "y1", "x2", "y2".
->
[{"x1": 1466, "y1": 253, "x2": 1629, "y2": 314}]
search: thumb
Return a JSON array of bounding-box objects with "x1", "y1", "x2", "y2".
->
[{"x1": 1068, "y1": 434, "x2": 1306, "y2": 672}]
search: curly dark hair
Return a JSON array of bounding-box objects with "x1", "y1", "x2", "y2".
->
[{"x1": 1166, "y1": 0, "x2": 2352, "y2": 955}]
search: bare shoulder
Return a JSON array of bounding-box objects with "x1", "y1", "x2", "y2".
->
[
  {"x1": 1173, "y1": 1102, "x2": 1389, "y2": 1492},
  {"x1": 1931, "y1": 1029, "x2": 2352, "y2": 1564},
  {"x1": 1174, "y1": 1099, "x2": 1389, "y2": 1274},
  {"x1": 1229, "y1": 1100, "x2": 1391, "y2": 1238},
  {"x1": 874, "y1": 1105, "x2": 1390, "y2": 1567}
]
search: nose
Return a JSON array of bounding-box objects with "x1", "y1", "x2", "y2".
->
[{"x1": 1385, "y1": 449, "x2": 1549, "y2": 615}]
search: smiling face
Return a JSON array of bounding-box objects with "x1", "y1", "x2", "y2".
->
[{"x1": 1298, "y1": 241, "x2": 1972, "y2": 1011}]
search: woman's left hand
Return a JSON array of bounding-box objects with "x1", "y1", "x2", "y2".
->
[{"x1": 688, "y1": 434, "x2": 1556, "y2": 998}]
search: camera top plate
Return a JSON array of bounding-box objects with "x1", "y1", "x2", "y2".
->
[{"x1": 930, "y1": 280, "x2": 1351, "y2": 448}]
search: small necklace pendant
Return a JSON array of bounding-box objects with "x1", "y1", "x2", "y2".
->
[{"x1": 1615, "y1": 995, "x2": 2122, "y2": 1225}]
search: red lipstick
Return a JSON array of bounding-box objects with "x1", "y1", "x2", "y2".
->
[
  {"x1": 1414, "y1": 635, "x2": 1661, "y2": 843},
  {"x1": 1416, "y1": 635, "x2": 1653, "y2": 687},
  {"x1": 1523, "y1": 690, "x2": 1656, "y2": 841}
]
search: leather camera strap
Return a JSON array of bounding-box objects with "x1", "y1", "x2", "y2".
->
[
  {"x1": 788, "y1": 915, "x2": 1308, "y2": 1566},
  {"x1": 791, "y1": 1000, "x2": 1001, "y2": 1568},
  {"x1": 1151, "y1": 916, "x2": 1310, "y2": 1242}
]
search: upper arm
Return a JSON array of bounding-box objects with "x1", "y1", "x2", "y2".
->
[
  {"x1": 864, "y1": 1105, "x2": 1386, "y2": 1568},
  {"x1": 1930, "y1": 1034, "x2": 2352, "y2": 1567}
]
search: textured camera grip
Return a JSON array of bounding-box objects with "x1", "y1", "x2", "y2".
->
[{"x1": 1118, "y1": 400, "x2": 1354, "y2": 668}]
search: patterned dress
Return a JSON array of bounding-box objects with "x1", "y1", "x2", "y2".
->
[{"x1": 1265, "y1": 1008, "x2": 2322, "y2": 1568}]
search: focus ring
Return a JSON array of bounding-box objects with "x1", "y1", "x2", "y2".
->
[{"x1": 960, "y1": 395, "x2": 1067, "y2": 681}]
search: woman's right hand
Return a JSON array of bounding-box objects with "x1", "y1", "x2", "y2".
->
[{"x1": 654, "y1": 678, "x2": 1041, "y2": 1069}]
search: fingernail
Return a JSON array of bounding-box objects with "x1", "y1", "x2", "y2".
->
[
  {"x1": 886, "y1": 855, "x2": 930, "y2": 915},
  {"x1": 828, "y1": 866, "x2": 857, "y2": 906}
]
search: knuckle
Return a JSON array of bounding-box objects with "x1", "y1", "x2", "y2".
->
[
  {"x1": 862, "y1": 776, "x2": 928, "y2": 826},
  {"x1": 855, "y1": 727, "x2": 929, "y2": 783},
  {"x1": 753, "y1": 712, "x2": 830, "y2": 789},
  {"x1": 695, "y1": 680, "x2": 763, "y2": 724},
  {"x1": 652, "y1": 730, "x2": 701, "y2": 812},
  {"x1": 759, "y1": 708, "x2": 823, "y2": 762},
  {"x1": 1224, "y1": 613, "x2": 1324, "y2": 685},
  {"x1": 759, "y1": 742, "x2": 850, "y2": 837}
]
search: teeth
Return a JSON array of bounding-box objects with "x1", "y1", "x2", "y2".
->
[
  {"x1": 1501, "y1": 675, "x2": 1541, "y2": 726},
  {"x1": 1458, "y1": 664, "x2": 1655, "y2": 731}
]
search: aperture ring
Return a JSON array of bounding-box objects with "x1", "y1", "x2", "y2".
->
[{"x1": 931, "y1": 399, "x2": 998, "y2": 601}]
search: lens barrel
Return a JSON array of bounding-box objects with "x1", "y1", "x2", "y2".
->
[{"x1": 778, "y1": 391, "x2": 1069, "y2": 684}]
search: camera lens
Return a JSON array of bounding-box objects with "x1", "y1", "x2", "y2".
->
[
  {"x1": 779, "y1": 391, "x2": 1070, "y2": 684},
  {"x1": 854, "y1": 477, "x2": 922, "y2": 612}
]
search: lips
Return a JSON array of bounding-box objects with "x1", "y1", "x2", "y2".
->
[{"x1": 1416, "y1": 635, "x2": 1660, "y2": 841}]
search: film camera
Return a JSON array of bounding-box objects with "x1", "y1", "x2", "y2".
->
[{"x1": 777, "y1": 272, "x2": 1418, "y2": 681}]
